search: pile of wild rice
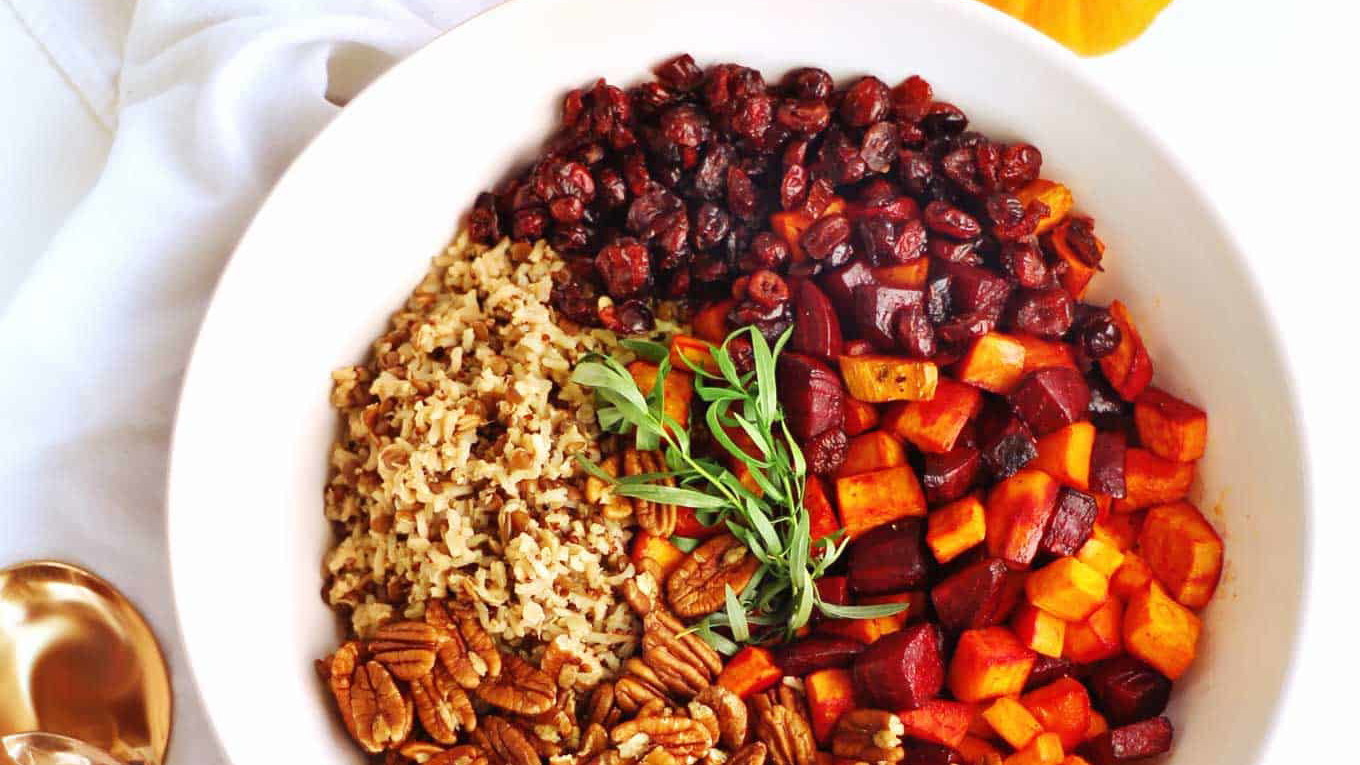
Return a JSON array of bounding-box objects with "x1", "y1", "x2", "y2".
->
[{"x1": 321, "y1": 233, "x2": 642, "y2": 681}]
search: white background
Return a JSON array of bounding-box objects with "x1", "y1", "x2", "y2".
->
[{"x1": 1, "y1": 0, "x2": 1357, "y2": 762}]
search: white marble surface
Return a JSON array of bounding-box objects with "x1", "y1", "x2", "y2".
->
[{"x1": 1, "y1": 0, "x2": 1357, "y2": 761}]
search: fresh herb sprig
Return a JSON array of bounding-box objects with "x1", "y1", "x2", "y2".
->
[{"x1": 571, "y1": 327, "x2": 906, "y2": 649}]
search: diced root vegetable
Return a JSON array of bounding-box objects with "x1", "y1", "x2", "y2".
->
[
  {"x1": 673, "y1": 506, "x2": 723, "y2": 539},
  {"x1": 927, "y1": 496, "x2": 987, "y2": 565},
  {"x1": 986, "y1": 469, "x2": 1061, "y2": 569},
  {"x1": 956, "y1": 333, "x2": 1028, "y2": 394},
  {"x1": 883, "y1": 378, "x2": 983, "y2": 453},
  {"x1": 1031, "y1": 422, "x2": 1095, "y2": 490},
  {"x1": 1045, "y1": 217, "x2": 1103, "y2": 300},
  {"x1": 1111, "y1": 449, "x2": 1194, "y2": 512},
  {"x1": 957, "y1": 735, "x2": 1005, "y2": 764},
  {"x1": 1005, "y1": 731, "x2": 1065, "y2": 765},
  {"x1": 805, "y1": 668, "x2": 856, "y2": 743},
  {"x1": 1075, "y1": 538, "x2": 1126, "y2": 579},
  {"x1": 839, "y1": 354, "x2": 940, "y2": 403},
  {"x1": 1026, "y1": 557, "x2": 1109, "y2": 622},
  {"x1": 948, "y1": 627, "x2": 1037, "y2": 703},
  {"x1": 1133, "y1": 387, "x2": 1207, "y2": 462},
  {"x1": 1063, "y1": 596, "x2": 1123, "y2": 665},
  {"x1": 1021, "y1": 677, "x2": 1092, "y2": 751},
  {"x1": 1138, "y1": 501, "x2": 1224, "y2": 609},
  {"x1": 1080, "y1": 717, "x2": 1173, "y2": 765},
  {"x1": 717, "y1": 646, "x2": 784, "y2": 698},
  {"x1": 1098, "y1": 301, "x2": 1153, "y2": 401},
  {"x1": 854, "y1": 623, "x2": 946, "y2": 709},
  {"x1": 1086, "y1": 656, "x2": 1171, "y2": 727},
  {"x1": 982, "y1": 696, "x2": 1045, "y2": 749},
  {"x1": 931, "y1": 557, "x2": 1025, "y2": 633},
  {"x1": 669, "y1": 334, "x2": 718, "y2": 373},
  {"x1": 835, "y1": 464, "x2": 928, "y2": 538},
  {"x1": 805, "y1": 475, "x2": 843, "y2": 542},
  {"x1": 898, "y1": 699, "x2": 974, "y2": 748},
  {"x1": 858, "y1": 590, "x2": 929, "y2": 629},
  {"x1": 1015, "y1": 334, "x2": 1080, "y2": 374},
  {"x1": 848, "y1": 521, "x2": 932, "y2": 594},
  {"x1": 1008, "y1": 368, "x2": 1091, "y2": 437},
  {"x1": 1123, "y1": 582, "x2": 1201, "y2": 680},
  {"x1": 627, "y1": 360, "x2": 694, "y2": 430},
  {"x1": 1109, "y1": 553, "x2": 1154, "y2": 601},
  {"x1": 1016, "y1": 180, "x2": 1073, "y2": 235},
  {"x1": 1012, "y1": 604, "x2": 1067, "y2": 658},
  {"x1": 1085, "y1": 711, "x2": 1109, "y2": 742},
  {"x1": 874, "y1": 259, "x2": 932, "y2": 289},
  {"x1": 837, "y1": 431, "x2": 907, "y2": 477},
  {"x1": 843, "y1": 397, "x2": 880, "y2": 436},
  {"x1": 1039, "y1": 488, "x2": 1099, "y2": 558},
  {"x1": 1092, "y1": 509, "x2": 1142, "y2": 552},
  {"x1": 694, "y1": 299, "x2": 736, "y2": 344},
  {"x1": 630, "y1": 531, "x2": 686, "y2": 580}
]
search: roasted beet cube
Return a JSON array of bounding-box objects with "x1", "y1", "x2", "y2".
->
[
  {"x1": 922, "y1": 447, "x2": 981, "y2": 504},
  {"x1": 789, "y1": 277, "x2": 844, "y2": 361},
  {"x1": 847, "y1": 520, "x2": 932, "y2": 594},
  {"x1": 1086, "y1": 656, "x2": 1172, "y2": 726},
  {"x1": 977, "y1": 406, "x2": 1038, "y2": 480},
  {"x1": 1087, "y1": 374, "x2": 1129, "y2": 416},
  {"x1": 925, "y1": 271, "x2": 952, "y2": 325},
  {"x1": 1008, "y1": 367, "x2": 1091, "y2": 436},
  {"x1": 937, "y1": 260, "x2": 1012, "y2": 320},
  {"x1": 771, "y1": 635, "x2": 866, "y2": 677},
  {"x1": 930, "y1": 557, "x2": 1023, "y2": 632},
  {"x1": 1039, "y1": 487, "x2": 1099, "y2": 558},
  {"x1": 1081, "y1": 717, "x2": 1174, "y2": 765},
  {"x1": 852, "y1": 622, "x2": 945, "y2": 709},
  {"x1": 1025, "y1": 655, "x2": 1076, "y2": 692},
  {"x1": 777, "y1": 352, "x2": 845, "y2": 440},
  {"x1": 819, "y1": 259, "x2": 877, "y2": 325},
  {"x1": 900, "y1": 740, "x2": 961, "y2": 765},
  {"x1": 1089, "y1": 430, "x2": 1128, "y2": 498},
  {"x1": 853, "y1": 283, "x2": 924, "y2": 350}
]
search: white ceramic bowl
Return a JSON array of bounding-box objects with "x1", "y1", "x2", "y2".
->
[{"x1": 167, "y1": 0, "x2": 1309, "y2": 762}]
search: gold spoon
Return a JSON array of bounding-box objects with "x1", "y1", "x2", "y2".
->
[{"x1": 0, "y1": 561, "x2": 172, "y2": 765}]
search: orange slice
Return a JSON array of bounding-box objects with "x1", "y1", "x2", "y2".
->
[{"x1": 978, "y1": 0, "x2": 1175, "y2": 56}]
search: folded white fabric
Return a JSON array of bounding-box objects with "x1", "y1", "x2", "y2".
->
[{"x1": 0, "y1": 1, "x2": 497, "y2": 760}]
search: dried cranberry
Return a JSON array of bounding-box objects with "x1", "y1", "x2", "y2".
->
[
  {"x1": 727, "y1": 336, "x2": 755, "y2": 374},
  {"x1": 653, "y1": 53, "x2": 703, "y2": 91},
  {"x1": 731, "y1": 94, "x2": 775, "y2": 141},
  {"x1": 783, "y1": 137, "x2": 810, "y2": 168},
  {"x1": 746, "y1": 269, "x2": 791, "y2": 308},
  {"x1": 803, "y1": 177, "x2": 837, "y2": 218},
  {"x1": 548, "y1": 196, "x2": 586, "y2": 223},
  {"x1": 691, "y1": 203, "x2": 731, "y2": 251},
  {"x1": 595, "y1": 237, "x2": 651, "y2": 298},
  {"x1": 780, "y1": 164, "x2": 809, "y2": 211},
  {"x1": 897, "y1": 148, "x2": 934, "y2": 195},
  {"x1": 609, "y1": 299, "x2": 655, "y2": 334},
  {"x1": 998, "y1": 143, "x2": 1043, "y2": 191},
  {"x1": 860, "y1": 122, "x2": 900, "y2": 173},
  {"x1": 690, "y1": 254, "x2": 729, "y2": 284},
  {"x1": 923, "y1": 201, "x2": 982, "y2": 239},
  {"x1": 857, "y1": 178, "x2": 900, "y2": 207},
  {"x1": 632, "y1": 81, "x2": 677, "y2": 113},
  {"x1": 1001, "y1": 239, "x2": 1050, "y2": 288},
  {"x1": 841, "y1": 77, "x2": 891, "y2": 127},
  {"x1": 731, "y1": 300, "x2": 794, "y2": 343},
  {"x1": 659, "y1": 104, "x2": 711, "y2": 147},
  {"x1": 925, "y1": 272, "x2": 952, "y2": 325},
  {"x1": 692, "y1": 142, "x2": 734, "y2": 200},
  {"x1": 940, "y1": 146, "x2": 985, "y2": 196},
  {"x1": 1010, "y1": 288, "x2": 1075, "y2": 338},
  {"x1": 468, "y1": 192, "x2": 501, "y2": 244},
  {"x1": 921, "y1": 102, "x2": 968, "y2": 137},
  {"x1": 928, "y1": 236, "x2": 979, "y2": 263},
  {"x1": 987, "y1": 193, "x2": 1047, "y2": 241},
  {"x1": 814, "y1": 127, "x2": 868, "y2": 185},
  {"x1": 895, "y1": 301, "x2": 936, "y2": 358},
  {"x1": 890, "y1": 75, "x2": 933, "y2": 122},
  {"x1": 512, "y1": 207, "x2": 549, "y2": 240},
  {"x1": 1078, "y1": 310, "x2": 1123, "y2": 359},
  {"x1": 776, "y1": 99, "x2": 831, "y2": 135},
  {"x1": 804, "y1": 427, "x2": 849, "y2": 474},
  {"x1": 621, "y1": 150, "x2": 652, "y2": 196},
  {"x1": 595, "y1": 168, "x2": 628, "y2": 209},
  {"x1": 800, "y1": 214, "x2": 852, "y2": 261},
  {"x1": 533, "y1": 157, "x2": 596, "y2": 203},
  {"x1": 1060, "y1": 215, "x2": 1105, "y2": 266},
  {"x1": 664, "y1": 268, "x2": 692, "y2": 298},
  {"x1": 747, "y1": 232, "x2": 792, "y2": 270},
  {"x1": 973, "y1": 140, "x2": 1002, "y2": 191},
  {"x1": 726, "y1": 166, "x2": 760, "y2": 220},
  {"x1": 784, "y1": 67, "x2": 834, "y2": 100},
  {"x1": 626, "y1": 188, "x2": 684, "y2": 237},
  {"x1": 550, "y1": 222, "x2": 593, "y2": 253},
  {"x1": 551, "y1": 280, "x2": 598, "y2": 326}
]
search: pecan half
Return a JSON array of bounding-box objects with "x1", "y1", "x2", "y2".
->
[
  {"x1": 693, "y1": 685, "x2": 748, "y2": 749},
  {"x1": 752, "y1": 688, "x2": 815, "y2": 765},
  {"x1": 626, "y1": 449, "x2": 678, "y2": 537},
  {"x1": 587, "y1": 453, "x2": 634, "y2": 522},
  {"x1": 427, "y1": 745, "x2": 491, "y2": 765},
  {"x1": 643, "y1": 609, "x2": 723, "y2": 692},
  {"x1": 541, "y1": 634, "x2": 605, "y2": 690},
  {"x1": 427, "y1": 600, "x2": 501, "y2": 689},
  {"x1": 350, "y1": 660, "x2": 414, "y2": 753},
  {"x1": 411, "y1": 662, "x2": 477, "y2": 744},
  {"x1": 328, "y1": 641, "x2": 362, "y2": 744},
  {"x1": 476, "y1": 652, "x2": 556, "y2": 715},
  {"x1": 472, "y1": 717, "x2": 540, "y2": 765},
  {"x1": 579, "y1": 723, "x2": 610, "y2": 758},
  {"x1": 615, "y1": 658, "x2": 672, "y2": 713},
  {"x1": 586, "y1": 681, "x2": 622, "y2": 728},
  {"x1": 831, "y1": 709, "x2": 904, "y2": 764},
  {"x1": 370, "y1": 621, "x2": 439, "y2": 681},
  {"x1": 667, "y1": 534, "x2": 761, "y2": 618},
  {"x1": 728, "y1": 742, "x2": 769, "y2": 765},
  {"x1": 611, "y1": 714, "x2": 715, "y2": 760}
]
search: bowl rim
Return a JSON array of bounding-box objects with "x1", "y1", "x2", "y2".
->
[{"x1": 165, "y1": 0, "x2": 1315, "y2": 761}]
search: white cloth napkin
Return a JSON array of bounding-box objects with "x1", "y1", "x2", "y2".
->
[{"x1": 0, "y1": 1, "x2": 497, "y2": 761}]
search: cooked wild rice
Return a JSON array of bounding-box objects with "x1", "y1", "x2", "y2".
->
[{"x1": 321, "y1": 232, "x2": 641, "y2": 679}]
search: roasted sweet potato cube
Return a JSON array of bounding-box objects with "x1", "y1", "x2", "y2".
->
[
  {"x1": 957, "y1": 333, "x2": 1028, "y2": 394},
  {"x1": 1098, "y1": 302, "x2": 1153, "y2": 402},
  {"x1": 1063, "y1": 596, "x2": 1123, "y2": 665},
  {"x1": 1123, "y1": 582, "x2": 1201, "y2": 680},
  {"x1": 843, "y1": 397, "x2": 881, "y2": 436},
  {"x1": 670, "y1": 334, "x2": 718, "y2": 373},
  {"x1": 1044, "y1": 217, "x2": 1102, "y2": 300},
  {"x1": 1133, "y1": 387, "x2": 1207, "y2": 462},
  {"x1": 957, "y1": 735, "x2": 1005, "y2": 764},
  {"x1": 805, "y1": 475, "x2": 842, "y2": 543},
  {"x1": 932, "y1": 557, "x2": 1025, "y2": 633},
  {"x1": 1092, "y1": 511, "x2": 1142, "y2": 553},
  {"x1": 805, "y1": 668, "x2": 856, "y2": 743},
  {"x1": 1111, "y1": 449, "x2": 1194, "y2": 512},
  {"x1": 630, "y1": 531, "x2": 685, "y2": 580},
  {"x1": 982, "y1": 696, "x2": 1045, "y2": 749},
  {"x1": 1039, "y1": 488, "x2": 1099, "y2": 558},
  {"x1": 855, "y1": 622, "x2": 946, "y2": 709},
  {"x1": 923, "y1": 446, "x2": 983, "y2": 505},
  {"x1": 849, "y1": 520, "x2": 932, "y2": 594},
  {"x1": 859, "y1": 590, "x2": 929, "y2": 629},
  {"x1": 927, "y1": 496, "x2": 987, "y2": 564},
  {"x1": 819, "y1": 615, "x2": 894, "y2": 645},
  {"x1": 1005, "y1": 731, "x2": 1065, "y2": 765},
  {"x1": 899, "y1": 699, "x2": 974, "y2": 748},
  {"x1": 1081, "y1": 717, "x2": 1173, "y2": 765},
  {"x1": 628, "y1": 361, "x2": 694, "y2": 429},
  {"x1": 1013, "y1": 604, "x2": 1067, "y2": 658},
  {"x1": 1009, "y1": 368, "x2": 1091, "y2": 437},
  {"x1": 1109, "y1": 553, "x2": 1154, "y2": 601},
  {"x1": 948, "y1": 627, "x2": 1037, "y2": 703},
  {"x1": 836, "y1": 464, "x2": 928, "y2": 539},
  {"x1": 1022, "y1": 677, "x2": 1092, "y2": 751},
  {"x1": 838, "y1": 430, "x2": 907, "y2": 477},
  {"x1": 694, "y1": 299, "x2": 736, "y2": 344},
  {"x1": 732, "y1": 461, "x2": 764, "y2": 498},
  {"x1": 717, "y1": 646, "x2": 784, "y2": 698},
  {"x1": 1026, "y1": 557, "x2": 1109, "y2": 622},
  {"x1": 1032, "y1": 422, "x2": 1095, "y2": 490},
  {"x1": 1139, "y1": 501, "x2": 1224, "y2": 609},
  {"x1": 840, "y1": 354, "x2": 939, "y2": 403},
  {"x1": 874, "y1": 259, "x2": 933, "y2": 289},
  {"x1": 673, "y1": 506, "x2": 723, "y2": 539},
  {"x1": 1084, "y1": 711, "x2": 1109, "y2": 742},
  {"x1": 1017, "y1": 181, "x2": 1073, "y2": 235},
  {"x1": 1016, "y1": 334, "x2": 1080, "y2": 374},
  {"x1": 1075, "y1": 538, "x2": 1125, "y2": 579},
  {"x1": 986, "y1": 469, "x2": 1061, "y2": 568},
  {"x1": 884, "y1": 379, "x2": 984, "y2": 454}
]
